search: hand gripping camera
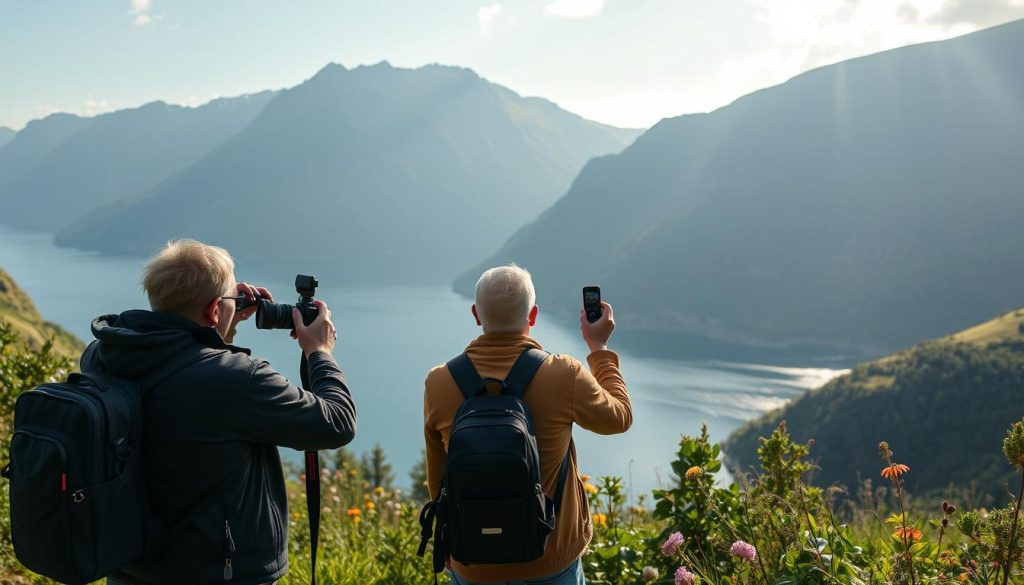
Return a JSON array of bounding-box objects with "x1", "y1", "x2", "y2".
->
[{"x1": 240, "y1": 274, "x2": 320, "y2": 330}]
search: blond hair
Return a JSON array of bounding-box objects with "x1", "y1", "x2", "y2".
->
[
  {"x1": 142, "y1": 239, "x2": 235, "y2": 315},
  {"x1": 474, "y1": 264, "x2": 536, "y2": 334}
]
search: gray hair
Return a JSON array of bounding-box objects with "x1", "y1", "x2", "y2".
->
[
  {"x1": 143, "y1": 239, "x2": 235, "y2": 315},
  {"x1": 474, "y1": 264, "x2": 536, "y2": 334}
]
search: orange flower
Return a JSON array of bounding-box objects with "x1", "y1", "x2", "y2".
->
[
  {"x1": 881, "y1": 463, "x2": 910, "y2": 480},
  {"x1": 592, "y1": 513, "x2": 607, "y2": 527},
  {"x1": 365, "y1": 501, "x2": 376, "y2": 511},
  {"x1": 893, "y1": 526, "x2": 922, "y2": 541},
  {"x1": 685, "y1": 466, "x2": 703, "y2": 481},
  {"x1": 583, "y1": 483, "x2": 599, "y2": 495},
  {"x1": 347, "y1": 507, "x2": 362, "y2": 517},
  {"x1": 580, "y1": 474, "x2": 592, "y2": 483}
]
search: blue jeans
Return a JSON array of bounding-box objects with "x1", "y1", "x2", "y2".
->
[{"x1": 450, "y1": 559, "x2": 585, "y2": 585}]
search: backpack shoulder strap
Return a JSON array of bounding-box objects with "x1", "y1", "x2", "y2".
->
[
  {"x1": 502, "y1": 348, "x2": 551, "y2": 399},
  {"x1": 446, "y1": 353, "x2": 484, "y2": 400}
]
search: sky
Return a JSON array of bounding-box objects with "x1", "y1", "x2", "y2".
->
[{"x1": 1, "y1": 0, "x2": 1023, "y2": 131}]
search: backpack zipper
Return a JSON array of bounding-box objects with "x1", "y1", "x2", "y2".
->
[{"x1": 223, "y1": 519, "x2": 236, "y2": 580}]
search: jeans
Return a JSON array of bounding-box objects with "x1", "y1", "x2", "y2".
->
[{"x1": 450, "y1": 559, "x2": 585, "y2": 585}]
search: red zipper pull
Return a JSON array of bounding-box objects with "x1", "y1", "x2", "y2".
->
[{"x1": 61, "y1": 473, "x2": 67, "y2": 492}]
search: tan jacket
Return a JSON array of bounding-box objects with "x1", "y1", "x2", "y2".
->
[{"x1": 423, "y1": 332, "x2": 631, "y2": 582}]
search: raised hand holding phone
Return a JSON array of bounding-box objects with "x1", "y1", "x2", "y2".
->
[{"x1": 580, "y1": 286, "x2": 614, "y2": 352}]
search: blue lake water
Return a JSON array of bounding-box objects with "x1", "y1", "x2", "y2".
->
[{"x1": 0, "y1": 226, "x2": 848, "y2": 498}]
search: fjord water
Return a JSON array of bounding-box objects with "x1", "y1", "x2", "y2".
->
[{"x1": 0, "y1": 226, "x2": 847, "y2": 496}]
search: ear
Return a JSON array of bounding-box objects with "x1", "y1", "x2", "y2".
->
[
  {"x1": 527, "y1": 305, "x2": 538, "y2": 327},
  {"x1": 471, "y1": 304, "x2": 482, "y2": 326},
  {"x1": 202, "y1": 296, "x2": 221, "y2": 327}
]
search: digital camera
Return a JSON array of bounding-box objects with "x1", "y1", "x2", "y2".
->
[{"x1": 239, "y1": 274, "x2": 320, "y2": 330}]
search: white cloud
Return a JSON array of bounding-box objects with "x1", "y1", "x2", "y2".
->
[
  {"x1": 478, "y1": 3, "x2": 503, "y2": 36},
  {"x1": 709, "y1": 0, "x2": 1012, "y2": 110},
  {"x1": 82, "y1": 98, "x2": 112, "y2": 117},
  {"x1": 543, "y1": 0, "x2": 604, "y2": 19},
  {"x1": 130, "y1": 0, "x2": 153, "y2": 26}
]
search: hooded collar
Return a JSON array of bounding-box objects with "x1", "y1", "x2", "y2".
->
[{"x1": 89, "y1": 309, "x2": 249, "y2": 379}]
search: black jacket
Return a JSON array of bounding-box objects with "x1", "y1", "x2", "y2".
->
[{"x1": 81, "y1": 310, "x2": 356, "y2": 585}]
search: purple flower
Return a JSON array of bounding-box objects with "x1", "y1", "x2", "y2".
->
[
  {"x1": 674, "y1": 566, "x2": 695, "y2": 585},
  {"x1": 729, "y1": 540, "x2": 757, "y2": 561},
  {"x1": 660, "y1": 531, "x2": 685, "y2": 557}
]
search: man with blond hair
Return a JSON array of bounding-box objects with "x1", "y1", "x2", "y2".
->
[
  {"x1": 423, "y1": 265, "x2": 631, "y2": 585},
  {"x1": 82, "y1": 239, "x2": 356, "y2": 585}
]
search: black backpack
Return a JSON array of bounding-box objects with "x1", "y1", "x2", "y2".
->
[
  {"x1": 418, "y1": 348, "x2": 571, "y2": 575},
  {"x1": 1, "y1": 353, "x2": 240, "y2": 584}
]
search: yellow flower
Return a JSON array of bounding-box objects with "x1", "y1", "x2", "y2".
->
[
  {"x1": 365, "y1": 501, "x2": 376, "y2": 511},
  {"x1": 353, "y1": 516, "x2": 362, "y2": 524},
  {"x1": 348, "y1": 469, "x2": 358, "y2": 478},
  {"x1": 592, "y1": 513, "x2": 607, "y2": 527},
  {"x1": 685, "y1": 466, "x2": 703, "y2": 481},
  {"x1": 374, "y1": 486, "x2": 386, "y2": 496},
  {"x1": 583, "y1": 483, "x2": 599, "y2": 495},
  {"x1": 292, "y1": 512, "x2": 301, "y2": 521}
]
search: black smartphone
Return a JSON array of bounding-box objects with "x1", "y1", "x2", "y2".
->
[{"x1": 583, "y1": 286, "x2": 602, "y2": 323}]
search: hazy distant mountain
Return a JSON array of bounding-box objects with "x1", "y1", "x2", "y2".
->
[
  {"x1": 0, "y1": 114, "x2": 91, "y2": 201},
  {"x1": 0, "y1": 128, "x2": 15, "y2": 150},
  {"x1": 58, "y1": 62, "x2": 640, "y2": 284},
  {"x1": 0, "y1": 94, "x2": 275, "y2": 231},
  {"x1": 456, "y1": 19, "x2": 1024, "y2": 357}
]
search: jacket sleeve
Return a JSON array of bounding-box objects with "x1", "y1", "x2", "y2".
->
[
  {"x1": 240, "y1": 351, "x2": 357, "y2": 451},
  {"x1": 571, "y1": 349, "x2": 632, "y2": 435}
]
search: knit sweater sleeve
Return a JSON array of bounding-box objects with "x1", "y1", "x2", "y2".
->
[{"x1": 571, "y1": 349, "x2": 632, "y2": 435}]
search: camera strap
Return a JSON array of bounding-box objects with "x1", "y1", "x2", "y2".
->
[{"x1": 299, "y1": 352, "x2": 321, "y2": 585}]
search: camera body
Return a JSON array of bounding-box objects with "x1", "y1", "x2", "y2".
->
[{"x1": 250, "y1": 274, "x2": 320, "y2": 330}]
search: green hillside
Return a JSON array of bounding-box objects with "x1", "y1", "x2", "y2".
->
[
  {"x1": 0, "y1": 268, "x2": 83, "y2": 357},
  {"x1": 723, "y1": 308, "x2": 1024, "y2": 502}
]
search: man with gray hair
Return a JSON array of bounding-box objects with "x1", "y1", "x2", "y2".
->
[
  {"x1": 82, "y1": 239, "x2": 357, "y2": 585},
  {"x1": 423, "y1": 264, "x2": 631, "y2": 584}
]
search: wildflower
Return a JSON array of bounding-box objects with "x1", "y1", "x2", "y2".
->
[
  {"x1": 729, "y1": 540, "x2": 757, "y2": 561},
  {"x1": 660, "y1": 531, "x2": 685, "y2": 557},
  {"x1": 893, "y1": 526, "x2": 923, "y2": 541},
  {"x1": 347, "y1": 507, "x2": 361, "y2": 518},
  {"x1": 580, "y1": 474, "x2": 591, "y2": 483},
  {"x1": 642, "y1": 566, "x2": 659, "y2": 581},
  {"x1": 674, "y1": 566, "x2": 695, "y2": 585},
  {"x1": 365, "y1": 501, "x2": 376, "y2": 511},
  {"x1": 292, "y1": 511, "x2": 301, "y2": 521},
  {"x1": 348, "y1": 469, "x2": 358, "y2": 478},
  {"x1": 592, "y1": 513, "x2": 607, "y2": 527},
  {"x1": 583, "y1": 483, "x2": 599, "y2": 495},
  {"x1": 331, "y1": 495, "x2": 341, "y2": 504},
  {"x1": 374, "y1": 486, "x2": 386, "y2": 496},
  {"x1": 879, "y1": 441, "x2": 893, "y2": 459},
  {"x1": 684, "y1": 466, "x2": 702, "y2": 481},
  {"x1": 881, "y1": 463, "x2": 910, "y2": 480},
  {"x1": 329, "y1": 485, "x2": 338, "y2": 495}
]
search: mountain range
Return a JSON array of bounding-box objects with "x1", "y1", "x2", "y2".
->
[
  {"x1": 723, "y1": 307, "x2": 1024, "y2": 502},
  {"x1": 454, "y1": 19, "x2": 1024, "y2": 357},
  {"x1": 0, "y1": 93, "x2": 275, "y2": 231},
  {"x1": 0, "y1": 128, "x2": 14, "y2": 150},
  {"x1": 53, "y1": 62, "x2": 640, "y2": 284}
]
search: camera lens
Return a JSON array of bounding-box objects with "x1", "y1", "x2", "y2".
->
[{"x1": 255, "y1": 299, "x2": 296, "y2": 330}]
